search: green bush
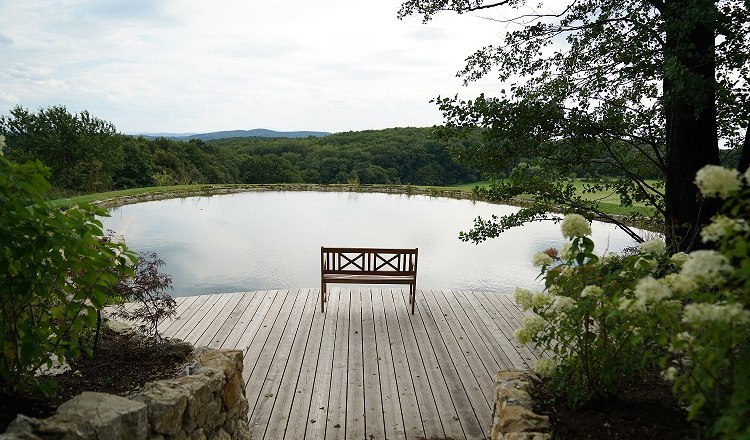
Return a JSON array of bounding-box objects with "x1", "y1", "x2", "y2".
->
[
  {"x1": 516, "y1": 217, "x2": 680, "y2": 405},
  {"x1": 518, "y1": 165, "x2": 750, "y2": 438},
  {"x1": 664, "y1": 165, "x2": 750, "y2": 438},
  {"x1": 0, "y1": 144, "x2": 134, "y2": 395}
]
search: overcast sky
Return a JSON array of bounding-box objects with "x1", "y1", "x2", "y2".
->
[{"x1": 0, "y1": 0, "x2": 514, "y2": 134}]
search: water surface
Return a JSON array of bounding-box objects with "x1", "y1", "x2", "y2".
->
[{"x1": 102, "y1": 191, "x2": 639, "y2": 296}]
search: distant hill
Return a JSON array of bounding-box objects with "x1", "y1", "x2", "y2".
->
[{"x1": 135, "y1": 129, "x2": 331, "y2": 141}]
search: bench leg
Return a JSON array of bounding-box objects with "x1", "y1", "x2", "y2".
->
[
  {"x1": 410, "y1": 284, "x2": 415, "y2": 315},
  {"x1": 321, "y1": 283, "x2": 326, "y2": 313}
]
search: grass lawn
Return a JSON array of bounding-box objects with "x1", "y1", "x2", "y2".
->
[{"x1": 444, "y1": 179, "x2": 661, "y2": 217}]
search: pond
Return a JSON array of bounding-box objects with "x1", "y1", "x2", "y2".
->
[{"x1": 101, "y1": 191, "x2": 642, "y2": 297}]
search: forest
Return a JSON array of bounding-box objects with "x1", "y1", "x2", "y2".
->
[
  {"x1": 0, "y1": 105, "x2": 694, "y2": 196},
  {"x1": 0, "y1": 106, "x2": 484, "y2": 193}
]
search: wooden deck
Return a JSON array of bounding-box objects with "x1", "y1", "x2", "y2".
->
[{"x1": 155, "y1": 289, "x2": 537, "y2": 440}]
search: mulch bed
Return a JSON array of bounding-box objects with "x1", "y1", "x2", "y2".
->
[
  {"x1": 0, "y1": 327, "x2": 193, "y2": 432},
  {"x1": 534, "y1": 373, "x2": 699, "y2": 439}
]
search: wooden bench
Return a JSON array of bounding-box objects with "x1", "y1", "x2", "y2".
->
[{"x1": 321, "y1": 247, "x2": 418, "y2": 314}]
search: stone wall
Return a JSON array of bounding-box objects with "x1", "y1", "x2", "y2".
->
[
  {"x1": 491, "y1": 370, "x2": 551, "y2": 440},
  {"x1": 2, "y1": 348, "x2": 250, "y2": 440}
]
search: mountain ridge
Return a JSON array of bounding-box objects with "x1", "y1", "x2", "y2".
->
[{"x1": 133, "y1": 128, "x2": 331, "y2": 141}]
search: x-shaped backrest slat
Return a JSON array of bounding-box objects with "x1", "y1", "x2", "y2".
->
[{"x1": 339, "y1": 252, "x2": 365, "y2": 271}]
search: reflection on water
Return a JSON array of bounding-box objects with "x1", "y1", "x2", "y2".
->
[{"x1": 101, "y1": 191, "x2": 640, "y2": 297}]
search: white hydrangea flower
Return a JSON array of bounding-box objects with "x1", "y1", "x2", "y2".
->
[
  {"x1": 634, "y1": 276, "x2": 672, "y2": 305},
  {"x1": 675, "y1": 331, "x2": 695, "y2": 346},
  {"x1": 694, "y1": 165, "x2": 741, "y2": 198},
  {"x1": 637, "y1": 238, "x2": 666, "y2": 256},
  {"x1": 531, "y1": 292, "x2": 552, "y2": 308},
  {"x1": 670, "y1": 252, "x2": 689, "y2": 267},
  {"x1": 602, "y1": 252, "x2": 619, "y2": 263},
  {"x1": 514, "y1": 288, "x2": 534, "y2": 310},
  {"x1": 532, "y1": 252, "x2": 554, "y2": 267},
  {"x1": 534, "y1": 358, "x2": 557, "y2": 378},
  {"x1": 549, "y1": 295, "x2": 576, "y2": 313},
  {"x1": 516, "y1": 315, "x2": 546, "y2": 344},
  {"x1": 682, "y1": 302, "x2": 750, "y2": 326},
  {"x1": 523, "y1": 315, "x2": 546, "y2": 333},
  {"x1": 560, "y1": 214, "x2": 591, "y2": 239},
  {"x1": 700, "y1": 215, "x2": 749, "y2": 243},
  {"x1": 680, "y1": 250, "x2": 732, "y2": 287},
  {"x1": 515, "y1": 327, "x2": 532, "y2": 344},
  {"x1": 580, "y1": 285, "x2": 603, "y2": 298},
  {"x1": 661, "y1": 366, "x2": 679, "y2": 382}
]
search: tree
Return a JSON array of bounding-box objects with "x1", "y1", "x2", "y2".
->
[
  {"x1": 398, "y1": 0, "x2": 750, "y2": 251},
  {"x1": 0, "y1": 105, "x2": 124, "y2": 193}
]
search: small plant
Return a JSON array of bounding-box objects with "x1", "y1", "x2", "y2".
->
[
  {"x1": 0, "y1": 151, "x2": 133, "y2": 395},
  {"x1": 516, "y1": 214, "x2": 680, "y2": 405},
  {"x1": 108, "y1": 251, "x2": 177, "y2": 342}
]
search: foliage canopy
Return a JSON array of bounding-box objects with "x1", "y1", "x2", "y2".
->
[{"x1": 399, "y1": 0, "x2": 750, "y2": 251}]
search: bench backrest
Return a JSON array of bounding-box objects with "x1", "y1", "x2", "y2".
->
[{"x1": 321, "y1": 247, "x2": 418, "y2": 276}]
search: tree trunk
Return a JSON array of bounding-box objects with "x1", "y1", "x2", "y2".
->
[
  {"x1": 738, "y1": 124, "x2": 750, "y2": 173},
  {"x1": 663, "y1": 0, "x2": 720, "y2": 252}
]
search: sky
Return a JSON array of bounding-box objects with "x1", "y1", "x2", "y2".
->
[{"x1": 0, "y1": 0, "x2": 513, "y2": 134}]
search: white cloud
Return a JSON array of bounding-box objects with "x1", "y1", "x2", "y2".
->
[{"x1": 0, "y1": 0, "x2": 507, "y2": 133}]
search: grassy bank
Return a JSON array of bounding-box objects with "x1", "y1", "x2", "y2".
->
[{"x1": 52, "y1": 180, "x2": 658, "y2": 220}]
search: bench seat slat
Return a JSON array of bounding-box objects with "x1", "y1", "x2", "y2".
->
[{"x1": 323, "y1": 274, "x2": 416, "y2": 283}]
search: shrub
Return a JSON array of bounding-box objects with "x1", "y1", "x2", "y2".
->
[
  {"x1": 108, "y1": 251, "x2": 177, "y2": 342},
  {"x1": 0, "y1": 150, "x2": 134, "y2": 395},
  {"x1": 518, "y1": 218, "x2": 680, "y2": 405},
  {"x1": 663, "y1": 166, "x2": 750, "y2": 438}
]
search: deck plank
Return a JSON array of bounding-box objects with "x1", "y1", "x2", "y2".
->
[
  {"x1": 419, "y1": 290, "x2": 489, "y2": 439},
  {"x1": 325, "y1": 289, "x2": 351, "y2": 440},
  {"x1": 170, "y1": 295, "x2": 223, "y2": 342},
  {"x1": 383, "y1": 289, "x2": 431, "y2": 440},
  {"x1": 248, "y1": 289, "x2": 309, "y2": 440},
  {"x1": 155, "y1": 289, "x2": 537, "y2": 440},
  {"x1": 389, "y1": 288, "x2": 444, "y2": 438},
  {"x1": 428, "y1": 289, "x2": 496, "y2": 406},
  {"x1": 208, "y1": 291, "x2": 258, "y2": 347},
  {"x1": 269, "y1": 290, "x2": 325, "y2": 439},
  {"x1": 373, "y1": 289, "x2": 406, "y2": 440},
  {"x1": 361, "y1": 288, "x2": 387, "y2": 440},
  {"x1": 454, "y1": 290, "x2": 519, "y2": 370},
  {"x1": 398, "y1": 290, "x2": 467, "y2": 439},
  {"x1": 477, "y1": 291, "x2": 539, "y2": 364},
  {"x1": 193, "y1": 292, "x2": 247, "y2": 348},
  {"x1": 306, "y1": 288, "x2": 340, "y2": 439},
  {"x1": 345, "y1": 289, "x2": 366, "y2": 439},
  {"x1": 244, "y1": 290, "x2": 300, "y2": 437}
]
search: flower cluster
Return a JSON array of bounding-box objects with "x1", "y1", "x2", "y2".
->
[
  {"x1": 549, "y1": 295, "x2": 576, "y2": 313},
  {"x1": 516, "y1": 315, "x2": 545, "y2": 344},
  {"x1": 682, "y1": 302, "x2": 750, "y2": 326},
  {"x1": 532, "y1": 251, "x2": 554, "y2": 267},
  {"x1": 637, "y1": 238, "x2": 666, "y2": 256},
  {"x1": 534, "y1": 358, "x2": 557, "y2": 378},
  {"x1": 580, "y1": 285, "x2": 603, "y2": 298},
  {"x1": 633, "y1": 276, "x2": 671, "y2": 306},
  {"x1": 700, "y1": 215, "x2": 749, "y2": 243},
  {"x1": 560, "y1": 213, "x2": 591, "y2": 239},
  {"x1": 694, "y1": 165, "x2": 741, "y2": 197},
  {"x1": 671, "y1": 250, "x2": 732, "y2": 292}
]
